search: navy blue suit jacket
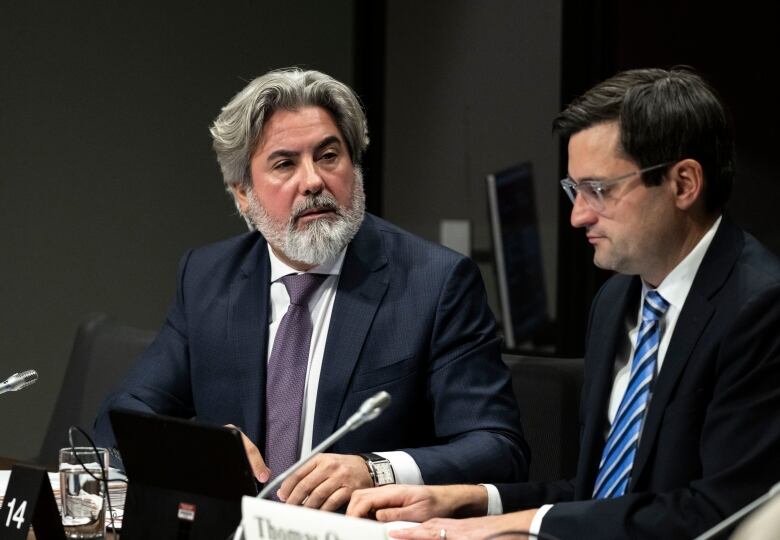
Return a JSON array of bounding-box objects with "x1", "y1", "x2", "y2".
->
[
  {"x1": 497, "y1": 218, "x2": 780, "y2": 538},
  {"x1": 95, "y1": 214, "x2": 529, "y2": 484}
]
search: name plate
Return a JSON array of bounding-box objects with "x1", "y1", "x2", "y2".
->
[
  {"x1": 0, "y1": 465, "x2": 65, "y2": 540},
  {"x1": 240, "y1": 497, "x2": 388, "y2": 540}
]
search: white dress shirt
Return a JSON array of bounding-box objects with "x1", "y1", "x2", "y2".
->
[
  {"x1": 489, "y1": 217, "x2": 723, "y2": 533},
  {"x1": 266, "y1": 245, "x2": 423, "y2": 484}
]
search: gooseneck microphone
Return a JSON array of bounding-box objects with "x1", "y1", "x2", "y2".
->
[
  {"x1": 257, "y1": 390, "x2": 391, "y2": 499},
  {"x1": 693, "y1": 480, "x2": 780, "y2": 540},
  {"x1": 0, "y1": 370, "x2": 38, "y2": 395}
]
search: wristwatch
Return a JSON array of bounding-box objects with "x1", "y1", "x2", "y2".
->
[{"x1": 359, "y1": 453, "x2": 396, "y2": 486}]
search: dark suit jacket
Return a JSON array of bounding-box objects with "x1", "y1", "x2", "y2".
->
[
  {"x1": 95, "y1": 214, "x2": 529, "y2": 484},
  {"x1": 497, "y1": 218, "x2": 780, "y2": 539}
]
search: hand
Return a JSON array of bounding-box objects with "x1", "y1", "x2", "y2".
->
[
  {"x1": 347, "y1": 484, "x2": 488, "y2": 522},
  {"x1": 387, "y1": 510, "x2": 538, "y2": 540},
  {"x1": 277, "y1": 453, "x2": 373, "y2": 511},
  {"x1": 224, "y1": 424, "x2": 270, "y2": 483}
]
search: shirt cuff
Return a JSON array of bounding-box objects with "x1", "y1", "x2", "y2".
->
[
  {"x1": 479, "y1": 483, "x2": 504, "y2": 515},
  {"x1": 375, "y1": 451, "x2": 423, "y2": 485},
  {"x1": 530, "y1": 504, "x2": 553, "y2": 536}
]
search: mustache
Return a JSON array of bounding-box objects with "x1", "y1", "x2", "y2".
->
[{"x1": 290, "y1": 193, "x2": 341, "y2": 223}]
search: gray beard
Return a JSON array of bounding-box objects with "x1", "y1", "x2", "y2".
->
[{"x1": 244, "y1": 168, "x2": 366, "y2": 267}]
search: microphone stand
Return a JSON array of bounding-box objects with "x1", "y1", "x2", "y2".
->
[
  {"x1": 231, "y1": 391, "x2": 391, "y2": 540},
  {"x1": 257, "y1": 390, "x2": 390, "y2": 499}
]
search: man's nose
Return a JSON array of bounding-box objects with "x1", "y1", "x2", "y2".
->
[
  {"x1": 299, "y1": 160, "x2": 324, "y2": 196},
  {"x1": 570, "y1": 192, "x2": 598, "y2": 229}
]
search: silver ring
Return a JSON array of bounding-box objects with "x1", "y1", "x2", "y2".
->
[{"x1": 439, "y1": 529, "x2": 447, "y2": 539}]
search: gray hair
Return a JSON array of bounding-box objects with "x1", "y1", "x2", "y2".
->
[{"x1": 210, "y1": 67, "x2": 370, "y2": 189}]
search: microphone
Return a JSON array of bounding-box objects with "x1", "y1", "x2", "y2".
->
[
  {"x1": 0, "y1": 370, "x2": 38, "y2": 395},
  {"x1": 693, "y1": 480, "x2": 780, "y2": 540},
  {"x1": 257, "y1": 390, "x2": 391, "y2": 499}
]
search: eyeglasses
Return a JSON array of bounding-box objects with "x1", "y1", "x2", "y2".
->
[{"x1": 560, "y1": 162, "x2": 671, "y2": 213}]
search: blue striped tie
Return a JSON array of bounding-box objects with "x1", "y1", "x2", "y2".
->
[{"x1": 593, "y1": 290, "x2": 669, "y2": 499}]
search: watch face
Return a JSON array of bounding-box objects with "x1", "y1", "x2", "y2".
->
[{"x1": 374, "y1": 462, "x2": 395, "y2": 485}]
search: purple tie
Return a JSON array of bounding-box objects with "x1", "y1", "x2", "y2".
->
[{"x1": 264, "y1": 272, "x2": 327, "y2": 485}]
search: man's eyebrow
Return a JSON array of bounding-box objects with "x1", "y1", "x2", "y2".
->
[
  {"x1": 314, "y1": 135, "x2": 343, "y2": 152},
  {"x1": 266, "y1": 149, "x2": 297, "y2": 162},
  {"x1": 568, "y1": 174, "x2": 605, "y2": 184},
  {"x1": 265, "y1": 135, "x2": 343, "y2": 162}
]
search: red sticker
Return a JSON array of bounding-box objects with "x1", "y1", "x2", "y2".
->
[{"x1": 177, "y1": 502, "x2": 196, "y2": 521}]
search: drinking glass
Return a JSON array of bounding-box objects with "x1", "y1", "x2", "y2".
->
[{"x1": 59, "y1": 447, "x2": 108, "y2": 539}]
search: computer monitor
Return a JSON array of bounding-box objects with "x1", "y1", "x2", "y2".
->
[{"x1": 486, "y1": 161, "x2": 549, "y2": 350}]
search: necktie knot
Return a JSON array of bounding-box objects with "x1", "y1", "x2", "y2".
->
[
  {"x1": 642, "y1": 290, "x2": 669, "y2": 323},
  {"x1": 281, "y1": 273, "x2": 327, "y2": 306}
]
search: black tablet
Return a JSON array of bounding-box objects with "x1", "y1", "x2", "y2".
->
[{"x1": 109, "y1": 408, "x2": 257, "y2": 539}]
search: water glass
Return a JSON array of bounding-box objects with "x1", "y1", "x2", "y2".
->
[{"x1": 59, "y1": 446, "x2": 108, "y2": 539}]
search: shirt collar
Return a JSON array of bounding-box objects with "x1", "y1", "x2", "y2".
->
[
  {"x1": 642, "y1": 215, "x2": 722, "y2": 309},
  {"x1": 268, "y1": 244, "x2": 347, "y2": 283}
]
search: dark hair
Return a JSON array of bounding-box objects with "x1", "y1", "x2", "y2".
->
[{"x1": 553, "y1": 67, "x2": 735, "y2": 212}]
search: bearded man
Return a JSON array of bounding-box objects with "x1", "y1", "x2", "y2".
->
[{"x1": 93, "y1": 68, "x2": 528, "y2": 511}]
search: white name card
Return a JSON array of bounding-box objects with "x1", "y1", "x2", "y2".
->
[{"x1": 240, "y1": 497, "x2": 389, "y2": 540}]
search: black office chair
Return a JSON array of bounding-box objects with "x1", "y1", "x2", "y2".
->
[
  {"x1": 36, "y1": 313, "x2": 156, "y2": 466},
  {"x1": 503, "y1": 353, "x2": 584, "y2": 482}
]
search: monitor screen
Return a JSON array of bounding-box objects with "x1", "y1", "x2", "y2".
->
[{"x1": 486, "y1": 162, "x2": 548, "y2": 350}]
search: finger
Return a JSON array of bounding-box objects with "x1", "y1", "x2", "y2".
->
[
  {"x1": 345, "y1": 492, "x2": 386, "y2": 518},
  {"x1": 282, "y1": 465, "x2": 327, "y2": 505},
  {"x1": 319, "y1": 485, "x2": 352, "y2": 513},
  {"x1": 422, "y1": 519, "x2": 459, "y2": 540},
  {"x1": 376, "y1": 506, "x2": 415, "y2": 522},
  {"x1": 226, "y1": 424, "x2": 270, "y2": 483},
  {"x1": 301, "y1": 477, "x2": 341, "y2": 509},
  {"x1": 347, "y1": 485, "x2": 410, "y2": 517},
  {"x1": 248, "y1": 451, "x2": 270, "y2": 484},
  {"x1": 277, "y1": 458, "x2": 318, "y2": 501},
  {"x1": 345, "y1": 490, "x2": 374, "y2": 517}
]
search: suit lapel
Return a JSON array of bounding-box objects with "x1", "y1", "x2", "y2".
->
[
  {"x1": 577, "y1": 276, "x2": 639, "y2": 498},
  {"x1": 630, "y1": 217, "x2": 743, "y2": 489},
  {"x1": 312, "y1": 217, "x2": 389, "y2": 446},
  {"x1": 228, "y1": 236, "x2": 271, "y2": 443}
]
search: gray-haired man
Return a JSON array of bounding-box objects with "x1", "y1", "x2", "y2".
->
[{"x1": 95, "y1": 68, "x2": 529, "y2": 511}]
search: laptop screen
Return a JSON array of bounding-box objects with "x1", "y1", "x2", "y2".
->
[{"x1": 109, "y1": 408, "x2": 258, "y2": 539}]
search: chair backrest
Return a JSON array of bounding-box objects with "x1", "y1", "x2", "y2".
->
[
  {"x1": 503, "y1": 353, "x2": 584, "y2": 482},
  {"x1": 37, "y1": 313, "x2": 155, "y2": 466}
]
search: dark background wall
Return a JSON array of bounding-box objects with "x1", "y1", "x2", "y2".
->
[{"x1": 382, "y1": 0, "x2": 562, "y2": 330}]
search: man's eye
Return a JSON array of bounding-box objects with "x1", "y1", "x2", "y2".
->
[
  {"x1": 320, "y1": 151, "x2": 338, "y2": 161},
  {"x1": 274, "y1": 160, "x2": 293, "y2": 170},
  {"x1": 589, "y1": 184, "x2": 608, "y2": 196}
]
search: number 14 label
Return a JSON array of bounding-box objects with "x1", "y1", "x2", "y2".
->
[
  {"x1": 3, "y1": 498, "x2": 27, "y2": 529},
  {"x1": 0, "y1": 465, "x2": 64, "y2": 540}
]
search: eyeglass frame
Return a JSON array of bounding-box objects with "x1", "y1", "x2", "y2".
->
[{"x1": 559, "y1": 162, "x2": 672, "y2": 213}]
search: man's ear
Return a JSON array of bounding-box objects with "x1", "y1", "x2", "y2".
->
[
  {"x1": 231, "y1": 183, "x2": 250, "y2": 215},
  {"x1": 670, "y1": 158, "x2": 704, "y2": 210}
]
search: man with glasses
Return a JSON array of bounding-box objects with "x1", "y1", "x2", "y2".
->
[{"x1": 347, "y1": 67, "x2": 780, "y2": 539}]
